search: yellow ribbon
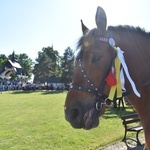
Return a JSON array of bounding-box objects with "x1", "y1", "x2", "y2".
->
[{"x1": 108, "y1": 47, "x2": 122, "y2": 100}]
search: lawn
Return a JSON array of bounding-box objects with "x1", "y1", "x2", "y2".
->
[{"x1": 0, "y1": 91, "x2": 135, "y2": 150}]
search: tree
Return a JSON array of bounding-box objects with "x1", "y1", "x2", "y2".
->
[
  {"x1": 0, "y1": 54, "x2": 7, "y2": 68},
  {"x1": 33, "y1": 46, "x2": 61, "y2": 82},
  {"x1": 33, "y1": 52, "x2": 54, "y2": 82},
  {"x1": 41, "y1": 46, "x2": 61, "y2": 76},
  {"x1": 61, "y1": 47, "x2": 74, "y2": 84},
  {"x1": 18, "y1": 53, "x2": 33, "y2": 79}
]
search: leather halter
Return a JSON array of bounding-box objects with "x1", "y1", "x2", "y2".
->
[{"x1": 70, "y1": 35, "x2": 117, "y2": 111}]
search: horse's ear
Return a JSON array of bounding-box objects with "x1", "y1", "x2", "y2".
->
[
  {"x1": 81, "y1": 20, "x2": 89, "y2": 35},
  {"x1": 95, "y1": 6, "x2": 107, "y2": 35}
]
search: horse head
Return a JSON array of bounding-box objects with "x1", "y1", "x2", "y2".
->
[{"x1": 64, "y1": 6, "x2": 117, "y2": 130}]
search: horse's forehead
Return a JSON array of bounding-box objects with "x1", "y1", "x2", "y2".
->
[{"x1": 83, "y1": 28, "x2": 97, "y2": 47}]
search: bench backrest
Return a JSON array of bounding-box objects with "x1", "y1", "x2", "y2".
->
[{"x1": 121, "y1": 113, "x2": 141, "y2": 126}]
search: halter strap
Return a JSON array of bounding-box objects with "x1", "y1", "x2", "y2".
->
[{"x1": 70, "y1": 84, "x2": 102, "y2": 96}]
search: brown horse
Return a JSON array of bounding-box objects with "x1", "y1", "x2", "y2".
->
[{"x1": 64, "y1": 6, "x2": 150, "y2": 149}]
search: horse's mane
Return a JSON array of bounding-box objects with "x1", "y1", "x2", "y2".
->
[
  {"x1": 76, "y1": 25, "x2": 150, "y2": 60},
  {"x1": 108, "y1": 25, "x2": 150, "y2": 37}
]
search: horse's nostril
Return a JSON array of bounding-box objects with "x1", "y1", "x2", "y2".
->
[
  {"x1": 70, "y1": 108, "x2": 80, "y2": 120},
  {"x1": 65, "y1": 107, "x2": 83, "y2": 128}
]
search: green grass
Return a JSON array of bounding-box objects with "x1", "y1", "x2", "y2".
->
[{"x1": 0, "y1": 91, "x2": 135, "y2": 150}]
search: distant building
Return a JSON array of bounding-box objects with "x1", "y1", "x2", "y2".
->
[
  {"x1": 33, "y1": 76, "x2": 64, "y2": 90},
  {"x1": 0, "y1": 51, "x2": 28, "y2": 79}
]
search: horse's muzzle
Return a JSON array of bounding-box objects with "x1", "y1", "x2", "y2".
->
[
  {"x1": 65, "y1": 106, "x2": 84, "y2": 129},
  {"x1": 64, "y1": 105, "x2": 100, "y2": 130}
]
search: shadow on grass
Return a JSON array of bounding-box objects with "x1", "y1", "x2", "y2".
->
[
  {"x1": 102, "y1": 106, "x2": 136, "y2": 119},
  {"x1": 10, "y1": 90, "x2": 36, "y2": 94},
  {"x1": 125, "y1": 138, "x2": 145, "y2": 150},
  {"x1": 41, "y1": 90, "x2": 65, "y2": 95},
  {"x1": 10, "y1": 90, "x2": 66, "y2": 95}
]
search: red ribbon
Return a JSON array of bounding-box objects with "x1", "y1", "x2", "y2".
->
[{"x1": 105, "y1": 71, "x2": 117, "y2": 86}]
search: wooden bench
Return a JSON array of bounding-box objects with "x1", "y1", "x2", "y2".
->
[{"x1": 120, "y1": 113, "x2": 143, "y2": 145}]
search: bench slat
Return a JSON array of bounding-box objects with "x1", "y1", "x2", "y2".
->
[
  {"x1": 123, "y1": 118, "x2": 140, "y2": 125},
  {"x1": 121, "y1": 113, "x2": 139, "y2": 119},
  {"x1": 127, "y1": 126, "x2": 143, "y2": 131}
]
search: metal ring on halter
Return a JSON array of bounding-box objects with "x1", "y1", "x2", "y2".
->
[
  {"x1": 104, "y1": 98, "x2": 114, "y2": 107},
  {"x1": 95, "y1": 98, "x2": 114, "y2": 111},
  {"x1": 96, "y1": 101, "x2": 103, "y2": 111}
]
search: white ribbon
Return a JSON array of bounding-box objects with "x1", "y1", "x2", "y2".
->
[
  {"x1": 120, "y1": 68, "x2": 126, "y2": 91},
  {"x1": 117, "y1": 47, "x2": 141, "y2": 97}
]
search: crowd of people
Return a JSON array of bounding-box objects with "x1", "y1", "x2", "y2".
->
[{"x1": 0, "y1": 79, "x2": 66, "y2": 93}]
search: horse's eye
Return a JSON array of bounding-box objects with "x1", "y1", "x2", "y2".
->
[{"x1": 92, "y1": 56, "x2": 102, "y2": 63}]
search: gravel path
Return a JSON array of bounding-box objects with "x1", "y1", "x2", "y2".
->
[{"x1": 98, "y1": 134, "x2": 145, "y2": 150}]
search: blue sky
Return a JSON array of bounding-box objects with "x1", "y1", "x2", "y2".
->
[{"x1": 0, "y1": 0, "x2": 150, "y2": 61}]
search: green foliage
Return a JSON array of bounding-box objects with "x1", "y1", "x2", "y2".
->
[
  {"x1": 0, "y1": 54, "x2": 7, "y2": 68},
  {"x1": 61, "y1": 47, "x2": 75, "y2": 84},
  {"x1": 0, "y1": 91, "x2": 136, "y2": 150},
  {"x1": 33, "y1": 46, "x2": 62, "y2": 82},
  {"x1": 0, "y1": 46, "x2": 75, "y2": 83},
  {"x1": 33, "y1": 52, "x2": 55, "y2": 81},
  {"x1": 18, "y1": 53, "x2": 33, "y2": 79}
]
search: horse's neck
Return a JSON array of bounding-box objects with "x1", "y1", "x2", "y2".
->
[{"x1": 114, "y1": 31, "x2": 150, "y2": 86}]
